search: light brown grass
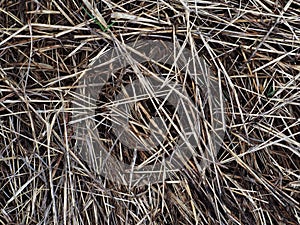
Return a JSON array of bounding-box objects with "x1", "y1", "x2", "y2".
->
[{"x1": 0, "y1": 0, "x2": 299, "y2": 224}]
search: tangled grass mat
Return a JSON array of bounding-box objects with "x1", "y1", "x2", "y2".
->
[{"x1": 0, "y1": 0, "x2": 299, "y2": 224}]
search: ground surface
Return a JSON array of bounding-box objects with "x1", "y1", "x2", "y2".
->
[{"x1": 0, "y1": 1, "x2": 299, "y2": 224}]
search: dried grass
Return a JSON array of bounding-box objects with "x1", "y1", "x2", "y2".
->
[{"x1": 0, "y1": 0, "x2": 299, "y2": 224}]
